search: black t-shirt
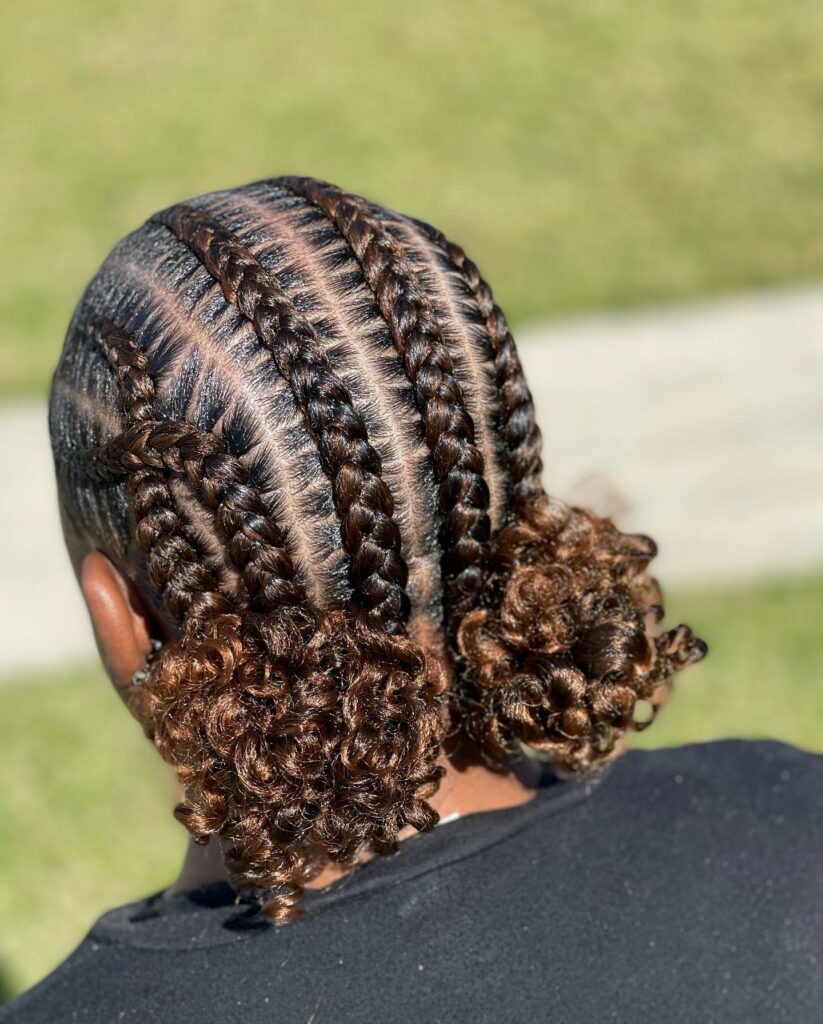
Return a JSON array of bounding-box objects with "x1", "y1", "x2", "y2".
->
[{"x1": 3, "y1": 739, "x2": 821, "y2": 1023}]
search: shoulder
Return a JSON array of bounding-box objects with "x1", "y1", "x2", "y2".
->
[
  {"x1": 0, "y1": 885, "x2": 261, "y2": 1022},
  {"x1": 609, "y1": 737, "x2": 822, "y2": 819},
  {"x1": 563, "y1": 740, "x2": 822, "y2": 1014},
  {"x1": 0, "y1": 940, "x2": 101, "y2": 1023},
  {"x1": 592, "y1": 738, "x2": 822, "y2": 877},
  {"x1": 612, "y1": 735, "x2": 822, "y2": 787}
]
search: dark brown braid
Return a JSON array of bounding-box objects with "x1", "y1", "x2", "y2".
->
[
  {"x1": 411, "y1": 219, "x2": 544, "y2": 511},
  {"x1": 91, "y1": 318, "x2": 304, "y2": 615},
  {"x1": 276, "y1": 176, "x2": 492, "y2": 628},
  {"x1": 154, "y1": 204, "x2": 410, "y2": 634},
  {"x1": 88, "y1": 316, "x2": 446, "y2": 921},
  {"x1": 88, "y1": 413, "x2": 305, "y2": 613},
  {"x1": 91, "y1": 318, "x2": 235, "y2": 623}
]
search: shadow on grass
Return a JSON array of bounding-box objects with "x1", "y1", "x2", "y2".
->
[{"x1": 0, "y1": 961, "x2": 19, "y2": 1007}]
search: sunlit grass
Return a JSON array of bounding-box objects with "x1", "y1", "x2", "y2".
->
[
  {"x1": 632, "y1": 573, "x2": 823, "y2": 751},
  {"x1": 0, "y1": 666, "x2": 183, "y2": 1002},
  {"x1": 4, "y1": 0, "x2": 823, "y2": 393}
]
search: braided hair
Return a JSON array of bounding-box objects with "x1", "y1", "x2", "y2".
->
[{"x1": 50, "y1": 175, "x2": 706, "y2": 918}]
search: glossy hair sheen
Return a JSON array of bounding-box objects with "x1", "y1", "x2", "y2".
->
[{"x1": 50, "y1": 176, "x2": 706, "y2": 918}]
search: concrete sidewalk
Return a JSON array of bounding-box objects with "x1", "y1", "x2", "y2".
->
[{"x1": 2, "y1": 284, "x2": 822, "y2": 680}]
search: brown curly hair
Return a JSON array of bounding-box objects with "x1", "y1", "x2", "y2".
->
[{"x1": 49, "y1": 175, "x2": 705, "y2": 919}]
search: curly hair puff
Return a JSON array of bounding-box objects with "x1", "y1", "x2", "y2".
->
[
  {"x1": 457, "y1": 497, "x2": 705, "y2": 771},
  {"x1": 133, "y1": 608, "x2": 446, "y2": 919}
]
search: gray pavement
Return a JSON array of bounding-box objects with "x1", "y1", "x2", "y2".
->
[{"x1": 2, "y1": 284, "x2": 822, "y2": 680}]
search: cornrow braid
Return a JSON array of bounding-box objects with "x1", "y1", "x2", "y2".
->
[
  {"x1": 153, "y1": 203, "x2": 411, "y2": 633},
  {"x1": 85, "y1": 412, "x2": 307, "y2": 615},
  {"x1": 92, "y1": 317, "x2": 305, "y2": 616},
  {"x1": 84, "y1": 317, "x2": 447, "y2": 922},
  {"x1": 303, "y1": 203, "x2": 703, "y2": 771},
  {"x1": 411, "y1": 220, "x2": 544, "y2": 511},
  {"x1": 91, "y1": 318, "x2": 234, "y2": 623},
  {"x1": 275, "y1": 176, "x2": 492, "y2": 629}
]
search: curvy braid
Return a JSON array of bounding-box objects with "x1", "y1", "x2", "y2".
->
[
  {"x1": 91, "y1": 319, "x2": 306, "y2": 901},
  {"x1": 183, "y1": 442, "x2": 306, "y2": 614},
  {"x1": 412, "y1": 220, "x2": 544, "y2": 512},
  {"x1": 91, "y1": 318, "x2": 234, "y2": 622},
  {"x1": 89, "y1": 415, "x2": 306, "y2": 614},
  {"x1": 153, "y1": 204, "x2": 410, "y2": 634},
  {"x1": 86, "y1": 317, "x2": 446, "y2": 922},
  {"x1": 91, "y1": 317, "x2": 303, "y2": 616},
  {"x1": 275, "y1": 176, "x2": 492, "y2": 629}
]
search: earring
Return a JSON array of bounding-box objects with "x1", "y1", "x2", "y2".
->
[{"x1": 131, "y1": 638, "x2": 163, "y2": 687}]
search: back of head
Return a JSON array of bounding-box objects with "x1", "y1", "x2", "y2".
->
[{"x1": 49, "y1": 176, "x2": 705, "y2": 918}]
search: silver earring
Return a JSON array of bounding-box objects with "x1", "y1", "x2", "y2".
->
[{"x1": 131, "y1": 638, "x2": 163, "y2": 687}]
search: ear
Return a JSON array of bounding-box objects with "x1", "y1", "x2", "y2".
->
[{"x1": 80, "y1": 551, "x2": 157, "y2": 697}]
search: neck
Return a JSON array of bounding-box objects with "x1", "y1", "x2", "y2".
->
[{"x1": 169, "y1": 745, "x2": 540, "y2": 896}]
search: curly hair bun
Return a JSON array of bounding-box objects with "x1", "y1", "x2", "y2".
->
[
  {"x1": 458, "y1": 498, "x2": 706, "y2": 772},
  {"x1": 133, "y1": 607, "x2": 446, "y2": 921}
]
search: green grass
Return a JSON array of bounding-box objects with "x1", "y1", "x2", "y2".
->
[
  {"x1": 0, "y1": 668, "x2": 184, "y2": 1004},
  {"x1": 0, "y1": 572, "x2": 820, "y2": 1001},
  {"x1": 632, "y1": 574, "x2": 823, "y2": 750},
  {"x1": 4, "y1": 0, "x2": 823, "y2": 393}
]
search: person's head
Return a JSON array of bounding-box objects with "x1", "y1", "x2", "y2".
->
[{"x1": 49, "y1": 175, "x2": 705, "y2": 918}]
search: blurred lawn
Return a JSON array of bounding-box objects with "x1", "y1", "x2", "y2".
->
[
  {"x1": 4, "y1": 0, "x2": 823, "y2": 394},
  {"x1": 0, "y1": 573, "x2": 820, "y2": 1000}
]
